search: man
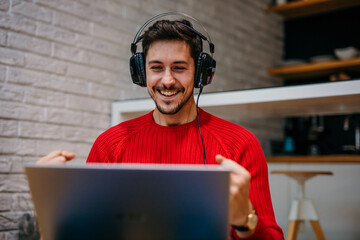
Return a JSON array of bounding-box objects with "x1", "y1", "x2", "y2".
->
[{"x1": 38, "y1": 19, "x2": 284, "y2": 239}]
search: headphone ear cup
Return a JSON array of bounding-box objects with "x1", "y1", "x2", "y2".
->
[
  {"x1": 129, "y1": 53, "x2": 146, "y2": 87},
  {"x1": 194, "y1": 52, "x2": 216, "y2": 88}
]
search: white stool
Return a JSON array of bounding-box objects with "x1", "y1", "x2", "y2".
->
[{"x1": 271, "y1": 171, "x2": 333, "y2": 240}]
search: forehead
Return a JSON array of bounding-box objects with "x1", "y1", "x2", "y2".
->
[{"x1": 146, "y1": 40, "x2": 192, "y2": 62}]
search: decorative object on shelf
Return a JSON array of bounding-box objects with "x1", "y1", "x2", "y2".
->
[
  {"x1": 334, "y1": 46, "x2": 359, "y2": 60},
  {"x1": 342, "y1": 115, "x2": 360, "y2": 153},
  {"x1": 309, "y1": 55, "x2": 335, "y2": 63},
  {"x1": 276, "y1": 0, "x2": 287, "y2": 5},
  {"x1": 329, "y1": 72, "x2": 350, "y2": 81},
  {"x1": 283, "y1": 118, "x2": 295, "y2": 154},
  {"x1": 284, "y1": 136, "x2": 295, "y2": 153},
  {"x1": 279, "y1": 59, "x2": 307, "y2": 66},
  {"x1": 307, "y1": 116, "x2": 324, "y2": 156}
]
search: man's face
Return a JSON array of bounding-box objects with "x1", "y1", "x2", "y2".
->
[{"x1": 146, "y1": 40, "x2": 195, "y2": 115}]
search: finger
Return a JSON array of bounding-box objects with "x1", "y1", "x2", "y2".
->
[
  {"x1": 37, "y1": 150, "x2": 62, "y2": 164},
  {"x1": 61, "y1": 150, "x2": 75, "y2": 160},
  {"x1": 40, "y1": 150, "x2": 62, "y2": 161},
  {"x1": 216, "y1": 155, "x2": 251, "y2": 192},
  {"x1": 48, "y1": 156, "x2": 67, "y2": 164},
  {"x1": 230, "y1": 184, "x2": 241, "y2": 195},
  {"x1": 37, "y1": 150, "x2": 75, "y2": 165},
  {"x1": 216, "y1": 154, "x2": 240, "y2": 168},
  {"x1": 216, "y1": 154, "x2": 238, "y2": 168},
  {"x1": 215, "y1": 154, "x2": 225, "y2": 164},
  {"x1": 216, "y1": 154, "x2": 249, "y2": 176},
  {"x1": 38, "y1": 155, "x2": 67, "y2": 165}
]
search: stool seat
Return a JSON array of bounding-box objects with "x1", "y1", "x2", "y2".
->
[
  {"x1": 271, "y1": 170, "x2": 333, "y2": 176},
  {"x1": 271, "y1": 170, "x2": 333, "y2": 240}
]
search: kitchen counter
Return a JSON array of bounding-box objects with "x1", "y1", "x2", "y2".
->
[{"x1": 266, "y1": 155, "x2": 360, "y2": 163}]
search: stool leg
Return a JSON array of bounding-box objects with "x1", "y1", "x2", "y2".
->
[
  {"x1": 310, "y1": 220, "x2": 326, "y2": 240},
  {"x1": 287, "y1": 220, "x2": 300, "y2": 240}
]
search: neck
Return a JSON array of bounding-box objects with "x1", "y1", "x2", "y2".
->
[{"x1": 153, "y1": 100, "x2": 197, "y2": 126}]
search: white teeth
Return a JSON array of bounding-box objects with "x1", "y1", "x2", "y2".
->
[{"x1": 160, "y1": 90, "x2": 177, "y2": 96}]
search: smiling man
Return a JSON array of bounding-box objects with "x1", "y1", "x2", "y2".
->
[
  {"x1": 146, "y1": 40, "x2": 197, "y2": 125},
  {"x1": 38, "y1": 19, "x2": 284, "y2": 239}
]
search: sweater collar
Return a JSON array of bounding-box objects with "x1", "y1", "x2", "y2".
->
[{"x1": 146, "y1": 108, "x2": 209, "y2": 131}]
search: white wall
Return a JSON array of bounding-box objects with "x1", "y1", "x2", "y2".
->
[{"x1": 269, "y1": 163, "x2": 360, "y2": 240}]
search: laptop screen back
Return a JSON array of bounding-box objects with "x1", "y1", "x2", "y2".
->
[{"x1": 26, "y1": 164, "x2": 230, "y2": 240}]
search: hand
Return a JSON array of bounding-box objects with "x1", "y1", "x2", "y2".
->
[
  {"x1": 36, "y1": 150, "x2": 75, "y2": 165},
  {"x1": 216, "y1": 154, "x2": 255, "y2": 237}
]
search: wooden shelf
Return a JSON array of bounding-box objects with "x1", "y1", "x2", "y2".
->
[
  {"x1": 111, "y1": 80, "x2": 360, "y2": 125},
  {"x1": 266, "y1": 155, "x2": 360, "y2": 163},
  {"x1": 268, "y1": 57, "x2": 360, "y2": 79},
  {"x1": 267, "y1": 0, "x2": 360, "y2": 19}
]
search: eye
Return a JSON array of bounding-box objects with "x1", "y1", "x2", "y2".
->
[
  {"x1": 173, "y1": 66, "x2": 186, "y2": 71},
  {"x1": 150, "y1": 66, "x2": 163, "y2": 71}
]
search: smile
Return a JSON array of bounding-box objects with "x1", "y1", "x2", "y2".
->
[{"x1": 159, "y1": 90, "x2": 178, "y2": 96}]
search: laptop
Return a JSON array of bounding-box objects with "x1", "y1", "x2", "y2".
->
[{"x1": 25, "y1": 164, "x2": 230, "y2": 240}]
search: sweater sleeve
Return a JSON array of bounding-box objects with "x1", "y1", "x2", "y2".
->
[
  {"x1": 231, "y1": 131, "x2": 284, "y2": 240},
  {"x1": 86, "y1": 124, "x2": 123, "y2": 163},
  {"x1": 86, "y1": 135, "x2": 102, "y2": 163}
]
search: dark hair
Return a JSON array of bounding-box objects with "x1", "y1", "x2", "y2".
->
[{"x1": 142, "y1": 19, "x2": 203, "y2": 62}]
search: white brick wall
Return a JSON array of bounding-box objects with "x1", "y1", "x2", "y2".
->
[{"x1": 0, "y1": 0, "x2": 283, "y2": 237}]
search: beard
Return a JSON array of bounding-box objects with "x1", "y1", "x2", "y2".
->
[{"x1": 150, "y1": 86, "x2": 193, "y2": 115}]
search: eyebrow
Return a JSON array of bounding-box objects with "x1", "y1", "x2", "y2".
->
[
  {"x1": 148, "y1": 60, "x2": 189, "y2": 65},
  {"x1": 174, "y1": 61, "x2": 189, "y2": 65}
]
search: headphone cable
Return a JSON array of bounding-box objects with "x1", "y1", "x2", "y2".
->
[{"x1": 196, "y1": 86, "x2": 206, "y2": 165}]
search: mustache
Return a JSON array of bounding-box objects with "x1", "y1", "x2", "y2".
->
[{"x1": 155, "y1": 85, "x2": 185, "y2": 92}]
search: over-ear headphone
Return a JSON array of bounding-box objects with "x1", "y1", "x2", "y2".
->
[{"x1": 129, "y1": 12, "x2": 216, "y2": 88}]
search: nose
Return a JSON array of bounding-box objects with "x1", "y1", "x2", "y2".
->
[{"x1": 161, "y1": 68, "x2": 175, "y2": 88}]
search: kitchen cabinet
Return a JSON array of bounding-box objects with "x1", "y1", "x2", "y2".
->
[
  {"x1": 265, "y1": 0, "x2": 360, "y2": 158},
  {"x1": 267, "y1": 0, "x2": 360, "y2": 19},
  {"x1": 268, "y1": 0, "x2": 360, "y2": 81},
  {"x1": 266, "y1": 155, "x2": 360, "y2": 163}
]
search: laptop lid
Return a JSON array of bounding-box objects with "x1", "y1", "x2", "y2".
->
[{"x1": 25, "y1": 164, "x2": 230, "y2": 240}]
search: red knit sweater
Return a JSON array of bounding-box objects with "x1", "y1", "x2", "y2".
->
[{"x1": 87, "y1": 109, "x2": 284, "y2": 240}]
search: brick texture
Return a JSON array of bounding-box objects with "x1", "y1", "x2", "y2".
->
[
  {"x1": 0, "y1": 29, "x2": 6, "y2": 46},
  {"x1": 0, "y1": 0, "x2": 283, "y2": 237},
  {"x1": 0, "y1": 0, "x2": 10, "y2": 12}
]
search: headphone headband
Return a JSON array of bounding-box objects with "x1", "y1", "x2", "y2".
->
[
  {"x1": 131, "y1": 12, "x2": 214, "y2": 55},
  {"x1": 133, "y1": 12, "x2": 213, "y2": 44}
]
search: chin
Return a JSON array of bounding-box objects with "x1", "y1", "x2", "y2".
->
[
  {"x1": 156, "y1": 104, "x2": 182, "y2": 115},
  {"x1": 153, "y1": 91, "x2": 193, "y2": 115}
]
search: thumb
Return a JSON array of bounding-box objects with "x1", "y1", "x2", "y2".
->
[
  {"x1": 61, "y1": 150, "x2": 75, "y2": 160},
  {"x1": 215, "y1": 154, "x2": 226, "y2": 164}
]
